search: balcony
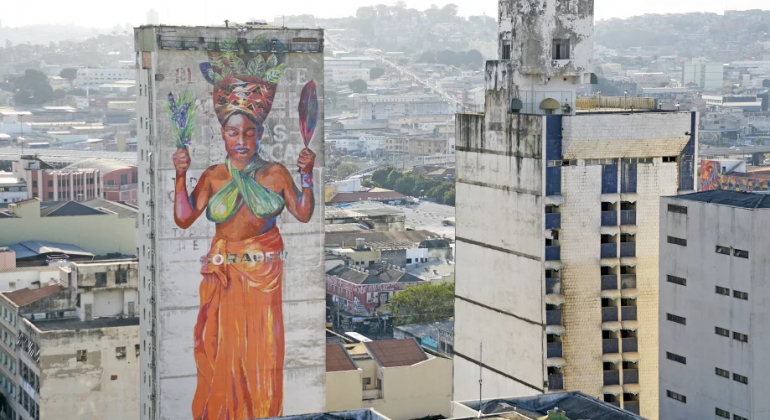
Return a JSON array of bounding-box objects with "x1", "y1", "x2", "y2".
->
[
  {"x1": 547, "y1": 342, "x2": 563, "y2": 358},
  {"x1": 548, "y1": 374, "x2": 564, "y2": 391},
  {"x1": 620, "y1": 243, "x2": 636, "y2": 258},
  {"x1": 601, "y1": 243, "x2": 618, "y2": 259},
  {"x1": 546, "y1": 213, "x2": 562, "y2": 230},
  {"x1": 621, "y1": 275, "x2": 637, "y2": 289},
  {"x1": 362, "y1": 388, "x2": 382, "y2": 400},
  {"x1": 602, "y1": 307, "x2": 619, "y2": 323},
  {"x1": 622, "y1": 338, "x2": 638, "y2": 353},
  {"x1": 601, "y1": 211, "x2": 618, "y2": 227},
  {"x1": 601, "y1": 275, "x2": 618, "y2": 291},
  {"x1": 603, "y1": 370, "x2": 620, "y2": 386},
  {"x1": 546, "y1": 310, "x2": 562, "y2": 326},
  {"x1": 624, "y1": 369, "x2": 639, "y2": 385},
  {"x1": 621, "y1": 210, "x2": 637, "y2": 226},
  {"x1": 602, "y1": 339, "x2": 619, "y2": 354},
  {"x1": 546, "y1": 277, "x2": 562, "y2": 295},
  {"x1": 546, "y1": 246, "x2": 561, "y2": 262},
  {"x1": 621, "y1": 306, "x2": 637, "y2": 321},
  {"x1": 624, "y1": 402, "x2": 640, "y2": 415}
]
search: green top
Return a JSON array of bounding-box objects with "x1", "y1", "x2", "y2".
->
[{"x1": 206, "y1": 158, "x2": 285, "y2": 223}]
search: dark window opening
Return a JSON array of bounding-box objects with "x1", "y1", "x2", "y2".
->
[
  {"x1": 734, "y1": 249, "x2": 749, "y2": 259},
  {"x1": 95, "y1": 272, "x2": 107, "y2": 287},
  {"x1": 667, "y1": 275, "x2": 686, "y2": 286},
  {"x1": 668, "y1": 204, "x2": 687, "y2": 214},
  {"x1": 666, "y1": 352, "x2": 686, "y2": 364},
  {"x1": 716, "y1": 367, "x2": 730, "y2": 378},
  {"x1": 716, "y1": 246, "x2": 731, "y2": 255},
  {"x1": 668, "y1": 236, "x2": 687, "y2": 246},
  {"x1": 716, "y1": 286, "x2": 730, "y2": 296},
  {"x1": 715, "y1": 327, "x2": 730, "y2": 337},
  {"x1": 502, "y1": 43, "x2": 511, "y2": 60},
  {"x1": 667, "y1": 313, "x2": 686, "y2": 325},
  {"x1": 553, "y1": 39, "x2": 570, "y2": 60}
]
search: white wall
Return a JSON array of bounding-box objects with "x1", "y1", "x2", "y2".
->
[{"x1": 0, "y1": 269, "x2": 68, "y2": 292}]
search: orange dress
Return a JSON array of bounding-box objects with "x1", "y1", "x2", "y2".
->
[{"x1": 192, "y1": 227, "x2": 285, "y2": 420}]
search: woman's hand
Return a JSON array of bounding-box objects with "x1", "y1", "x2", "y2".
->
[
  {"x1": 297, "y1": 148, "x2": 315, "y2": 175},
  {"x1": 173, "y1": 148, "x2": 191, "y2": 174}
]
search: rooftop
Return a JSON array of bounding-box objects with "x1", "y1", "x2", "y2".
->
[
  {"x1": 395, "y1": 320, "x2": 454, "y2": 342},
  {"x1": 459, "y1": 392, "x2": 645, "y2": 420},
  {"x1": 63, "y1": 158, "x2": 134, "y2": 173},
  {"x1": 671, "y1": 190, "x2": 770, "y2": 209},
  {"x1": 40, "y1": 201, "x2": 107, "y2": 217},
  {"x1": 326, "y1": 343, "x2": 358, "y2": 372},
  {"x1": 326, "y1": 230, "x2": 441, "y2": 250},
  {"x1": 365, "y1": 338, "x2": 428, "y2": 368},
  {"x1": 30, "y1": 316, "x2": 139, "y2": 332},
  {"x1": 327, "y1": 189, "x2": 408, "y2": 204},
  {"x1": 326, "y1": 264, "x2": 423, "y2": 286},
  {"x1": 261, "y1": 409, "x2": 387, "y2": 420},
  {"x1": 7, "y1": 240, "x2": 94, "y2": 260},
  {"x1": 4, "y1": 284, "x2": 63, "y2": 307}
]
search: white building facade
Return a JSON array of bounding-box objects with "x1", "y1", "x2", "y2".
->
[
  {"x1": 453, "y1": 2, "x2": 698, "y2": 420},
  {"x1": 659, "y1": 191, "x2": 770, "y2": 420}
]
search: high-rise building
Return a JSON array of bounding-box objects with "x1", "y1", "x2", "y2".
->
[
  {"x1": 659, "y1": 191, "x2": 770, "y2": 420},
  {"x1": 452, "y1": 2, "x2": 698, "y2": 420},
  {"x1": 135, "y1": 25, "x2": 325, "y2": 420},
  {"x1": 682, "y1": 58, "x2": 724, "y2": 92}
]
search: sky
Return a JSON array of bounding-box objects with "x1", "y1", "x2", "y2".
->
[{"x1": 2, "y1": 0, "x2": 770, "y2": 29}]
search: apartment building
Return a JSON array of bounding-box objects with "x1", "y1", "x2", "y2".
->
[
  {"x1": 453, "y1": 2, "x2": 697, "y2": 419},
  {"x1": 659, "y1": 191, "x2": 770, "y2": 420},
  {"x1": 0, "y1": 259, "x2": 139, "y2": 420}
]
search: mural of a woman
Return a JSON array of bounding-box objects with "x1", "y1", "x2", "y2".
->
[{"x1": 170, "y1": 42, "x2": 316, "y2": 420}]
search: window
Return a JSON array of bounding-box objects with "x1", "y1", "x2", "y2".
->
[
  {"x1": 625, "y1": 157, "x2": 653, "y2": 164},
  {"x1": 502, "y1": 43, "x2": 511, "y2": 60},
  {"x1": 666, "y1": 352, "x2": 686, "y2": 364},
  {"x1": 116, "y1": 270, "x2": 128, "y2": 285},
  {"x1": 548, "y1": 160, "x2": 563, "y2": 167},
  {"x1": 716, "y1": 246, "x2": 731, "y2": 255},
  {"x1": 667, "y1": 313, "x2": 686, "y2": 325},
  {"x1": 734, "y1": 249, "x2": 749, "y2": 259},
  {"x1": 668, "y1": 204, "x2": 688, "y2": 214},
  {"x1": 667, "y1": 275, "x2": 686, "y2": 286},
  {"x1": 47, "y1": 192, "x2": 53, "y2": 199},
  {"x1": 716, "y1": 408, "x2": 731, "y2": 419},
  {"x1": 733, "y1": 373, "x2": 748, "y2": 385},
  {"x1": 115, "y1": 346, "x2": 126, "y2": 359},
  {"x1": 135, "y1": 344, "x2": 141, "y2": 358},
  {"x1": 715, "y1": 327, "x2": 730, "y2": 337},
  {"x1": 733, "y1": 332, "x2": 748, "y2": 343},
  {"x1": 553, "y1": 39, "x2": 570, "y2": 59},
  {"x1": 76, "y1": 350, "x2": 87, "y2": 362},
  {"x1": 733, "y1": 290, "x2": 749, "y2": 300},
  {"x1": 47, "y1": 180, "x2": 53, "y2": 187},
  {"x1": 666, "y1": 390, "x2": 686, "y2": 403},
  {"x1": 716, "y1": 367, "x2": 730, "y2": 378},
  {"x1": 120, "y1": 174, "x2": 128, "y2": 185},
  {"x1": 406, "y1": 258, "x2": 412, "y2": 264},
  {"x1": 716, "y1": 286, "x2": 730, "y2": 296},
  {"x1": 734, "y1": 415, "x2": 749, "y2": 420},
  {"x1": 362, "y1": 377, "x2": 371, "y2": 385},
  {"x1": 32, "y1": 181, "x2": 37, "y2": 188},
  {"x1": 668, "y1": 236, "x2": 687, "y2": 246},
  {"x1": 663, "y1": 156, "x2": 678, "y2": 163},
  {"x1": 95, "y1": 272, "x2": 107, "y2": 287}
]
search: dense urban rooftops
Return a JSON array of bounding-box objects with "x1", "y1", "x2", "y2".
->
[{"x1": 672, "y1": 190, "x2": 770, "y2": 209}]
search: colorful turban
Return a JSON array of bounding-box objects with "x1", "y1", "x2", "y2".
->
[{"x1": 200, "y1": 36, "x2": 287, "y2": 126}]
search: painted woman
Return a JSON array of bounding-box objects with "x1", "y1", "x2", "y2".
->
[{"x1": 169, "y1": 38, "x2": 317, "y2": 420}]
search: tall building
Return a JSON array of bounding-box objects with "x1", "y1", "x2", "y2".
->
[
  {"x1": 682, "y1": 58, "x2": 724, "y2": 92},
  {"x1": 659, "y1": 191, "x2": 770, "y2": 420},
  {"x1": 452, "y1": 2, "x2": 698, "y2": 419},
  {"x1": 135, "y1": 25, "x2": 326, "y2": 420}
]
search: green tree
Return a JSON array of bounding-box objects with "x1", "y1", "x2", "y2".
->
[
  {"x1": 417, "y1": 51, "x2": 435, "y2": 63},
  {"x1": 59, "y1": 68, "x2": 78, "y2": 85},
  {"x1": 370, "y1": 67, "x2": 386, "y2": 80},
  {"x1": 372, "y1": 167, "x2": 394, "y2": 187},
  {"x1": 394, "y1": 176, "x2": 416, "y2": 195},
  {"x1": 386, "y1": 282, "x2": 455, "y2": 325},
  {"x1": 13, "y1": 69, "x2": 53, "y2": 105},
  {"x1": 348, "y1": 79, "x2": 368, "y2": 93},
  {"x1": 465, "y1": 49, "x2": 484, "y2": 68},
  {"x1": 335, "y1": 162, "x2": 361, "y2": 180},
  {"x1": 444, "y1": 188, "x2": 456, "y2": 206}
]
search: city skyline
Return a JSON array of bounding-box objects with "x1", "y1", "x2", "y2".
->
[{"x1": 2, "y1": 0, "x2": 769, "y2": 30}]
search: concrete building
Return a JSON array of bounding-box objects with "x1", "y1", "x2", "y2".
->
[
  {"x1": 393, "y1": 320, "x2": 454, "y2": 355},
  {"x1": 0, "y1": 259, "x2": 139, "y2": 420},
  {"x1": 659, "y1": 191, "x2": 770, "y2": 420},
  {"x1": 135, "y1": 25, "x2": 326, "y2": 419},
  {"x1": 72, "y1": 68, "x2": 135, "y2": 88},
  {"x1": 325, "y1": 339, "x2": 452, "y2": 419},
  {"x1": 359, "y1": 95, "x2": 452, "y2": 120},
  {"x1": 0, "y1": 172, "x2": 28, "y2": 204},
  {"x1": 326, "y1": 230, "x2": 452, "y2": 268},
  {"x1": 0, "y1": 199, "x2": 136, "y2": 256},
  {"x1": 453, "y1": 2, "x2": 698, "y2": 419},
  {"x1": 330, "y1": 68, "x2": 371, "y2": 84},
  {"x1": 452, "y1": 391, "x2": 646, "y2": 419},
  {"x1": 682, "y1": 58, "x2": 724, "y2": 91}
]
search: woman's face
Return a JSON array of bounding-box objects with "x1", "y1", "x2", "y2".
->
[{"x1": 222, "y1": 114, "x2": 263, "y2": 161}]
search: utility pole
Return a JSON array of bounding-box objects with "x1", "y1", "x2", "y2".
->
[{"x1": 478, "y1": 342, "x2": 483, "y2": 417}]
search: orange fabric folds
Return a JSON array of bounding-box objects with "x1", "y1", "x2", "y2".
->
[{"x1": 192, "y1": 227, "x2": 285, "y2": 420}]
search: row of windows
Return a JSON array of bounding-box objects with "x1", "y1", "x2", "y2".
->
[
  {"x1": 714, "y1": 327, "x2": 749, "y2": 343},
  {"x1": 716, "y1": 286, "x2": 749, "y2": 300},
  {"x1": 667, "y1": 391, "x2": 750, "y2": 420},
  {"x1": 667, "y1": 236, "x2": 687, "y2": 246},
  {"x1": 2, "y1": 307, "x2": 16, "y2": 326},
  {"x1": 716, "y1": 246, "x2": 750, "y2": 259},
  {"x1": 666, "y1": 313, "x2": 686, "y2": 325}
]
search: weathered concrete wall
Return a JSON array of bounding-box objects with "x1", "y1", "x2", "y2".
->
[
  {"x1": 453, "y1": 101, "x2": 546, "y2": 401},
  {"x1": 659, "y1": 198, "x2": 768, "y2": 420},
  {"x1": 0, "y1": 268, "x2": 68, "y2": 292},
  {"x1": 39, "y1": 326, "x2": 140, "y2": 420},
  {"x1": 326, "y1": 369, "x2": 363, "y2": 412},
  {"x1": 136, "y1": 26, "x2": 326, "y2": 420},
  {"x1": 74, "y1": 261, "x2": 139, "y2": 290}
]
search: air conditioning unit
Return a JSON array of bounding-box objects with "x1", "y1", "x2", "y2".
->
[
  {"x1": 148, "y1": 361, "x2": 156, "y2": 369},
  {"x1": 148, "y1": 328, "x2": 155, "y2": 337},
  {"x1": 146, "y1": 232, "x2": 155, "y2": 240},
  {"x1": 148, "y1": 393, "x2": 156, "y2": 401}
]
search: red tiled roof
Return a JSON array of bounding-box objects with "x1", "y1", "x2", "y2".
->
[
  {"x1": 365, "y1": 338, "x2": 428, "y2": 368},
  {"x1": 3, "y1": 285, "x2": 63, "y2": 307},
  {"x1": 326, "y1": 343, "x2": 357, "y2": 372}
]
